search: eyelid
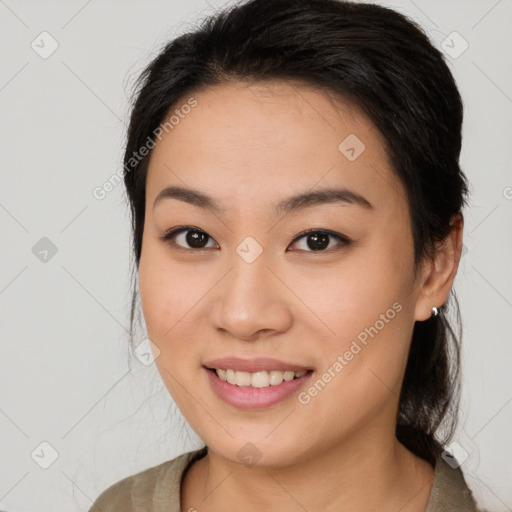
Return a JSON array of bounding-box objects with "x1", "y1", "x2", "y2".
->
[
  {"x1": 160, "y1": 226, "x2": 352, "y2": 252},
  {"x1": 288, "y1": 228, "x2": 351, "y2": 252},
  {"x1": 159, "y1": 225, "x2": 219, "y2": 250}
]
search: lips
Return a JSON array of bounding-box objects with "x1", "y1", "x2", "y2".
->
[
  {"x1": 205, "y1": 364, "x2": 313, "y2": 409},
  {"x1": 202, "y1": 356, "x2": 313, "y2": 373}
]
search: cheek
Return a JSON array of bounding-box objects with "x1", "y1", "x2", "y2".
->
[
  {"x1": 139, "y1": 239, "x2": 193, "y2": 338},
  {"x1": 138, "y1": 240, "x2": 211, "y2": 382},
  {"x1": 293, "y1": 250, "x2": 409, "y2": 346},
  {"x1": 138, "y1": 250, "x2": 200, "y2": 412},
  {"x1": 293, "y1": 247, "x2": 413, "y2": 394},
  {"x1": 294, "y1": 269, "x2": 411, "y2": 440},
  {"x1": 138, "y1": 253, "x2": 169, "y2": 340}
]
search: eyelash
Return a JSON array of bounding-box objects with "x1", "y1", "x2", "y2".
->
[{"x1": 159, "y1": 226, "x2": 352, "y2": 253}]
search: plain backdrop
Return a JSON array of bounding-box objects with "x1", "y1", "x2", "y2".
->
[{"x1": 1, "y1": 0, "x2": 511, "y2": 510}]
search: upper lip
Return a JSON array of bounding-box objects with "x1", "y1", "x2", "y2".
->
[{"x1": 203, "y1": 357, "x2": 313, "y2": 373}]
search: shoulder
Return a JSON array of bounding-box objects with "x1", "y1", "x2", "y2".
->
[
  {"x1": 425, "y1": 450, "x2": 483, "y2": 512},
  {"x1": 88, "y1": 446, "x2": 207, "y2": 512}
]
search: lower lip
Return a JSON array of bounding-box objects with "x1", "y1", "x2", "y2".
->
[{"x1": 205, "y1": 368, "x2": 313, "y2": 409}]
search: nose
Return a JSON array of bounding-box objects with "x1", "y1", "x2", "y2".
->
[{"x1": 209, "y1": 251, "x2": 293, "y2": 342}]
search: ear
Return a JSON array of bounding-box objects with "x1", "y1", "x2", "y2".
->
[{"x1": 414, "y1": 213, "x2": 464, "y2": 321}]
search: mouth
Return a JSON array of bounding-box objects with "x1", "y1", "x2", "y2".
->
[
  {"x1": 203, "y1": 362, "x2": 314, "y2": 409},
  {"x1": 204, "y1": 367, "x2": 313, "y2": 388}
]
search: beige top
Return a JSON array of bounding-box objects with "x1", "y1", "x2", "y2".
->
[{"x1": 89, "y1": 446, "x2": 481, "y2": 511}]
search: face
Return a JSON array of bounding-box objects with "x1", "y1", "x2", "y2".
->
[{"x1": 138, "y1": 80, "x2": 427, "y2": 467}]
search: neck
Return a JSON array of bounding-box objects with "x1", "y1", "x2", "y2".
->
[{"x1": 181, "y1": 428, "x2": 435, "y2": 512}]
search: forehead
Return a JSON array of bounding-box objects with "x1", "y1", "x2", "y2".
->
[{"x1": 145, "y1": 80, "x2": 407, "y2": 217}]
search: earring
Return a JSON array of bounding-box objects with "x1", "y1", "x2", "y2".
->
[{"x1": 431, "y1": 306, "x2": 439, "y2": 317}]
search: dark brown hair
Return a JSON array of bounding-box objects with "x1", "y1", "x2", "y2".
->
[{"x1": 122, "y1": 0, "x2": 469, "y2": 465}]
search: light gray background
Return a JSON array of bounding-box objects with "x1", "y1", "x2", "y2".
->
[{"x1": 1, "y1": 0, "x2": 511, "y2": 510}]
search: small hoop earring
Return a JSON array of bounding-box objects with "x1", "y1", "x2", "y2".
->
[{"x1": 431, "y1": 306, "x2": 439, "y2": 317}]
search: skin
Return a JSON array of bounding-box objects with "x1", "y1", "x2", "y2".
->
[{"x1": 138, "y1": 79, "x2": 464, "y2": 512}]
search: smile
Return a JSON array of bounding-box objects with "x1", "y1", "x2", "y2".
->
[
  {"x1": 214, "y1": 368, "x2": 308, "y2": 387},
  {"x1": 204, "y1": 367, "x2": 314, "y2": 409}
]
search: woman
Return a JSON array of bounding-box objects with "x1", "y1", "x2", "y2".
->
[{"x1": 89, "y1": 0, "x2": 481, "y2": 510}]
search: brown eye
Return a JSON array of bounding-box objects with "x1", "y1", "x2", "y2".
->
[
  {"x1": 160, "y1": 227, "x2": 219, "y2": 250},
  {"x1": 184, "y1": 230, "x2": 209, "y2": 248},
  {"x1": 288, "y1": 229, "x2": 351, "y2": 252}
]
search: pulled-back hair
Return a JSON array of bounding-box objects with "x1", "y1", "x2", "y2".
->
[{"x1": 123, "y1": 0, "x2": 469, "y2": 465}]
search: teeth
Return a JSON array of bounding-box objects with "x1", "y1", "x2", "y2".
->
[
  {"x1": 269, "y1": 370, "x2": 283, "y2": 386},
  {"x1": 214, "y1": 368, "x2": 308, "y2": 387},
  {"x1": 226, "y1": 369, "x2": 236, "y2": 385},
  {"x1": 283, "y1": 370, "x2": 295, "y2": 381},
  {"x1": 235, "y1": 371, "x2": 252, "y2": 387}
]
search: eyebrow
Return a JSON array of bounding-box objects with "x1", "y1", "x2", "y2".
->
[{"x1": 153, "y1": 185, "x2": 374, "y2": 215}]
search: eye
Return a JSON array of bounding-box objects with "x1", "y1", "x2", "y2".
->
[
  {"x1": 160, "y1": 226, "x2": 219, "y2": 250},
  {"x1": 160, "y1": 226, "x2": 351, "y2": 253},
  {"x1": 288, "y1": 229, "x2": 351, "y2": 252}
]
